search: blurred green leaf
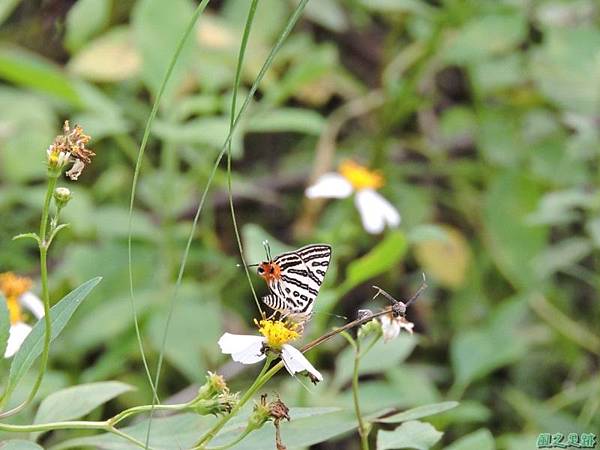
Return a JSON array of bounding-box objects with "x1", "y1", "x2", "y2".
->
[
  {"x1": 533, "y1": 238, "x2": 591, "y2": 279},
  {"x1": 303, "y1": 0, "x2": 348, "y2": 32},
  {"x1": 377, "y1": 420, "x2": 443, "y2": 450},
  {"x1": 446, "y1": 429, "x2": 495, "y2": 450},
  {"x1": 0, "y1": 87, "x2": 56, "y2": 182},
  {"x1": 0, "y1": 0, "x2": 22, "y2": 26},
  {"x1": 0, "y1": 45, "x2": 81, "y2": 106},
  {"x1": 148, "y1": 286, "x2": 221, "y2": 381},
  {"x1": 414, "y1": 225, "x2": 471, "y2": 289},
  {"x1": 451, "y1": 298, "x2": 529, "y2": 389},
  {"x1": 5, "y1": 277, "x2": 102, "y2": 399},
  {"x1": 68, "y1": 27, "x2": 141, "y2": 82},
  {"x1": 242, "y1": 224, "x2": 294, "y2": 264},
  {"x1": 247, "y1": 108, "x2": 324, "y2": 135},
  {"x1": 377, "y1": 401, "x2": 459, "y2": 423},
  {"x1": 444, "y1": 13, "x2": 527, "y2": 63},
  {"x1": 64, "y1": 0, "x2": 111, "y2": 52},
  {"x1": 0, "y1": 294, "x2": 8, "y2": 357},
  {"x1": 343, "y1": 231, "x2": 408, "y2": 292},
  {"x1": 33, "y1": 381, "x2": 133, "y2": 438},
  {"x1": 334, "y1": 334, "x2": 417, "y2": 387},
  {"x1": 132, "y1": 0, "x2": 197, "y2": 104},
  {"x1": 0, "y1": 441, "x2": 44, "y2": 450},
  {"x1": 483, "y1": 172, "x2": 547, "y2": 288},
  {"x1": 531, "y1": 27, "x2": 600, "y2": 115}
]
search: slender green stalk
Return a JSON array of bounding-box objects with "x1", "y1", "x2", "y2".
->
[
  {"x1": 352, "y1": 339, "x2": 370, "y2": 450},
  {"x1": 0, "y1": 419, "x2": 148, "y2": 449},
  {"x1": 140, "y1": 2, "x2": 212, "y2": 447},
  {"x1": 206, "y1": 427, "x2": 254, "y2": 450},
  {"x1": 0, "y1": 174, "x2": 58, "y2": 417},
  {"x1": 227, "y1": 0, "x2": 263, "y2": 317},
  {"x1": 126, "y1": 0, "x2": 212, "y2": 408},
  {"x1": 109, "y1": 402, "x2": 192, "y2": 427}
]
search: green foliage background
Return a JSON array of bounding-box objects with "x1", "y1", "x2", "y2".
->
[{"x1": 0, "y1": 0, "x2": 599, "y2": 448}]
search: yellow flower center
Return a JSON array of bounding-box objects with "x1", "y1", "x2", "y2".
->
[
  {"x1": 0, "y1": 272, "x2": 31, "y2": 325},
  {"x1": 255, "y1": 319, "x2": 300, "y2": 349},
  {"x1": 339, "y1": 160, "x2": 384, "y2": 190}
]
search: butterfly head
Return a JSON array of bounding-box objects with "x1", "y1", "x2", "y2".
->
[{"x1": 257, "y1": 261, "x2": 281, "y2": 283}]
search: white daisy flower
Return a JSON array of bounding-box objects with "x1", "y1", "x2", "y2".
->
[
  {"x1": 218, "y1": 319, "x2": 323, "y2": 383},
  {"x1": 305, "y1": 160, "x2": 400, "y2": 234},
  {"x1": 380, "y1": 312, "x2": 414, "y2": 343},
  {"x1": 1, "y1": 272, "x2": 45, "y2": 358}
]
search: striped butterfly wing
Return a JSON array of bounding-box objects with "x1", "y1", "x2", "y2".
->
[{"x1": 262, "y1": 244, "x2": 332, "y2": 317}]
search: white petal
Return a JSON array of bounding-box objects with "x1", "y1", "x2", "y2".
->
[
  {"x1": 19, "y1": 292, "x2": 45, "y2": 319},
  {"x1": 305, "y1": 173, "x2": 353, "y2": 199},
  {"x1": 380, "y1": 314, "x2": 400, "y2": 343},
  {"x1": 355, "y1": 189, "x2": 401, "y2": 234},
  {"x1": 281, "y1": 344, "x2": 323, "y2": 382},
  {"x1": 218, "y1": 333, "x2": 266, "y2": 364},
  {"x1": 5, "y1": 322, "x2": 32, "y2": 358}
]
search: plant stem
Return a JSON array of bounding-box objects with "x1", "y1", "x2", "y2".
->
[
  {"x1": 0, "y1": 174, "x2": 58, "y2": 417},
  {"x1": 109, "y1": 402, "x2": 192, "y2": 426},
  {"x1": 352, "y1": 339, "x2": 370, "y2": 450}
]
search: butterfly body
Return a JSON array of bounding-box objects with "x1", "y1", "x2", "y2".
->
[{"x1": 257, "y1": 244, "x2": 332, "y2": 321}]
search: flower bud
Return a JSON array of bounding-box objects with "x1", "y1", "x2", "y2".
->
[
  {"x1": 197, "y1": 371, "x2": 229, "y2": 400},
  {"x1": 358, "y1": 318, "x2": 382, "y2": 340},
  {"x1": 192, "y1": 392, "x2": 238, "y2": 416},
  {"x1": 247, "y1": 396, "x2": 271, "y2": 432},
  {"x1": 54, "y1": 187, "x2": 72, "y2": 208}
]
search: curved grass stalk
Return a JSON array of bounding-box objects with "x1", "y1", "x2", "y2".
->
[
  {"x1": 134, "y1": 0, "x2": 309, "y2": 447},
  {"x1": 126, "y1": 0, "x2": 212, "y2": 409},
  {"x1": 227, "y1": 0, "x2": 263, "y2": 317}
]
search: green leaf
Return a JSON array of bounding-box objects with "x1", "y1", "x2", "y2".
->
[
  {"x1": 132, "y1": 0, "x2": 197, "y2": 104},
  {"x1": 377, "y1": 401, "x2": 459, "y2": 423},
  {"x1": 247, "y1": 108, "x2": 324, "y2": 135},
  {"x1": 531, "y1": 27, "x2": 600, "y2": 115},
  {"x1": 343, "y1": 231, "x2": 408, "y2": 291},
  {"x1": 446, "y1": 429, "x2": 495, "y2": 450},
  {"x1": 33, "y1": 381, "x2": 133, "y2": 434},
  {"x1": 0, "y1": 440, "x2": 44, "y2": 450},
  {"x1": 64, "y1": 0, "x2": 111, "y2": 52},
  {"x1": 4, "y1": 277, "x2": 102, "y2": 399},
  {"x1": 0, "y1": 293, "x2": 9, "y2": 357},
  {"x1": 148, "y1": 286, "x2": 221, "y2": 380},
  {"x1": 333, "y1": 334, "x2": 417, "y2": 388},
  {"x1": 483, "y1": 172, "x2": 547, "y2": 288},
  {"x1": 303, "y1": 0, "x2": 348, "y2": 32},
  {"x1": 0, "y1": 45, "x2": 81, "y2": 106},
  {"x1": 0, "y1": 87, "x2": 57, "y2": 182},
  {"x1": 377, "y1": 420, "x2": 443, "y2": 450},
  {"x1": 242, "y1": 223, "x2": 295, "y2": 264},
  {"x1": 451, "y1": 299, "x2": 529, "y2": 389},
  {"x1": 444, "y1": 13, "x2": 527, "y2": 63},
  {"x1": 68, "y1": 27, "x2": 141, "y2": 82},
  {"x1": 53, "y1": 408, "x2": 353, "y2": 450}
]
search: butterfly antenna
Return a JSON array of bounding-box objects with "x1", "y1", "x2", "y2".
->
[
  {"x1": 405, "y1": 274, "x2": 428, "y2": 307},
  {"x1": 312, "y1": 310, "x2": 348, "y2": 320},
  {"x1": 262, "y1": 239, "x2": 272, "y2": 261}
]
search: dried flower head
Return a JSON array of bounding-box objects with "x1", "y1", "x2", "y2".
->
[{"x1": 47, "y1": 120, "x2": 94, "y2": 180}]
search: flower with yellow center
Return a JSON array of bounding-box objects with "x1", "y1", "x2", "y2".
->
[
  {"x1": 218, "y1": 318, "x2": 322, "y2": 382},
  {"x1": 338, "y1": 160, "x2": 384, "y2": 190},
  {"x1": 0, "y1": 272, "x2": 44, "y2": 358},
  {"x1": 255, "y1": 319, "x2": 299, "y2": 349},
  {"x1": 305, "y1": 160, "x2": 400, "y2": 234}
]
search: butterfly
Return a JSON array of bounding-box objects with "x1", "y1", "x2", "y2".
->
[{"x1": 256, "y1": 243, "x2": 332, "y2": 320}]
